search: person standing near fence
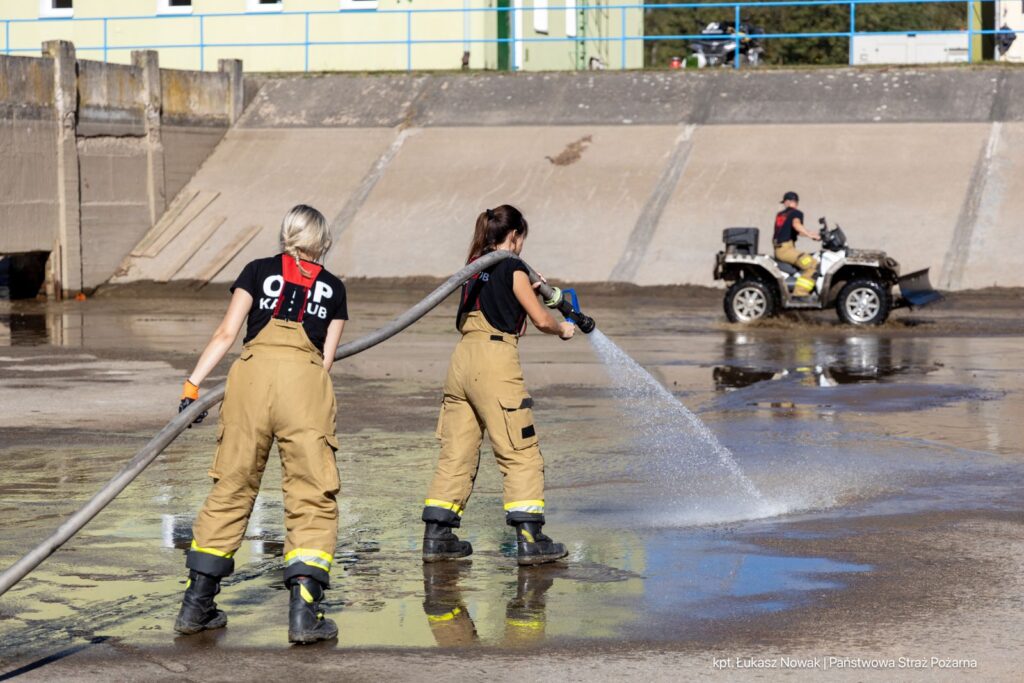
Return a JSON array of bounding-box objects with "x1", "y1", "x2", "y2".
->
[{"x1": 173, "y1": 205, "x2": 348, "y2": 644}]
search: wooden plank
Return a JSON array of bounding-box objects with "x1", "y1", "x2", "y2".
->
[
  {"x1": 156, "y1": 215, "x2": 227, "y2": 283},
  {"x1": 131, "y1": 189, "x2": 197, "y2": 257},
  {"x1": 193, "y1": 225, "x2": 262, "y2": 286},
  {"x1": 133, "y1": 189, "x2": 219, "y2": 258}
]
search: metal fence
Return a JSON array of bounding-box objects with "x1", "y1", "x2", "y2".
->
[{"x1": 0, "y1": 1, "x2": 1018, "y2": 71}]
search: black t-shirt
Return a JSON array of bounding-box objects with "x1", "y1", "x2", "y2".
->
[
  {"x1": 457, "y1": 257, "x2": 529, "y2": 335},
  {"x1": 231, "y1": 255, "x2": 348, "y2": 352},
  {"x1": 774, "y1": 207, "x2": 804, "y2": 244}
]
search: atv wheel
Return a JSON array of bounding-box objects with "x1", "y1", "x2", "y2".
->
[
  {"x1": 836, "y1": 279, "x2": 890, "y2": 325},
  {"x1": 724, "y1": 280, "x2": 775, "y2": 323}
]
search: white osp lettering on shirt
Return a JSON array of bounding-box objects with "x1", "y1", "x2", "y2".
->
[
  {"x1": 259, "y1": 275, "x2": 284, "y2": 311},
  {"x1": 312, "y1": 280, "x2": 333, "y2": 303},
  {"x1": 263, "y1": 275, "x2": 283, "y2": 297},
  {"x1": 257, "y1": 273, "x2": 331, "y2": 319}
]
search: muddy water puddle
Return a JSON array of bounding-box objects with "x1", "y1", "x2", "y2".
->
[{"x1": 1, "y1": 292, "x2": 1022, "y2": 662}]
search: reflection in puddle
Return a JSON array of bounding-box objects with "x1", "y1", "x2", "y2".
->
[
  {"x1": 639, "y1": 533, "x2": 870, "y2": 626},
  {"x1": 1, "y1": 297, "x2": 1021, "y2": 662},
  {"x1": 0, "y1": 301, "x2": 224, "y2": 353},
  {"x1": 715, "y1": 334, "x2": 942, "y2": 391},
  {"x1": 0, "y1": 313, "x2": 50, "y2": 346},
  {"x1": 0, "y1": 424, "x2": 870, "y2": 657},
  {"x1": 713, "y1": 363, "x2": 907, "y2": 390},
  {"x1": 711, "y1": 369, "x2": 994, "y2": 414},
  {"x1": 422, "y1": 563, "x2": 479, "y2": 646},
  {"x1": 706, "y1": 333, "x2": 989, "y2": 413}
]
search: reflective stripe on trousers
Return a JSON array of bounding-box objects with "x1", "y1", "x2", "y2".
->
[
  {"x1": 424, "y1": 312, "x2": 546, "y2": 525},
  {"x1": 774, "y1": 241, "x2": 817, "y2": 296},
  {"x1": 188, "y1": 319, "x2": 339, "y2": 585}
]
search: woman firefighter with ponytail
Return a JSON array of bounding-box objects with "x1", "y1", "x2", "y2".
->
[
  {"x1": 174, "y1": 205, "x2": 348, "y2": 644},
  {"x1": 422, "y1": 205, "x2": 576, "y2": 566}
]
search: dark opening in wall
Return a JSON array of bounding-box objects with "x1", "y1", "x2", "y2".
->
[{"x1": 1, "y1": 252, "x2": 50, "y2": 300}]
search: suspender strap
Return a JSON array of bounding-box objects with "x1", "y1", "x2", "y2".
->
[
  {"x1": 272, "y1": 254, "x2": 323, "y2": 322},
  {"x1": 456, "y1": 256, "x2": 488, "y2": 329}
]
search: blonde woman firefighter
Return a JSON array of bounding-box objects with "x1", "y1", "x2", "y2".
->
[
  {"x1": 174, "y1": 205, "x2": 348, "y2": 644},
  {"x1": 422, "y1": 205, "x2": 575, "y2": 566}
]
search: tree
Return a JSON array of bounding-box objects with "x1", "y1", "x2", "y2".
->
[{"x1": 644, "y1": 0, "x2": 969, "y2": 67}]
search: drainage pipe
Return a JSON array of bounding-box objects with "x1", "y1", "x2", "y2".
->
[{"x1": 0, "y1": 250, "x2": 521, "y2": 597}]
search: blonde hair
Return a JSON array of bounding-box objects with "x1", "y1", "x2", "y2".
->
[{"x1": 280, "y1": 204, "x2": 331, "y2": 276}]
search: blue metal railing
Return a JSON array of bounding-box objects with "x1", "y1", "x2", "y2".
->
[{"x1": 0, "y1": 1, "x2": 1019, "y2": 71}]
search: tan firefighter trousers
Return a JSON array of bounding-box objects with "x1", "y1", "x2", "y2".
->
[
  {"x1": 774, "y1": 240, "x2": 817, "y2": 296},
  {"x1": 187, "y1": 319, "x2": 340, "y2": 586},
  {"x1": 423, "y1": 312, "x2": 546, "y2": 527}
]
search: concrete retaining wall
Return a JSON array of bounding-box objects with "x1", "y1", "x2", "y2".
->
[
  {"x1": 77, "y1": 60, "x2": 146, "y2": 136},
  {"x1": 0, "y1": 55, "x2": 60, "y2": 256},
  {"x1": 240, "y1": 70, "x2": 1024, "y2": 127},
  {"x1": 107, "y1": 69, "x2": 1024, "y2": 290},
  {"x1": 160, "y1": 68, "x2": 236, "y2": 205},
  {"x1": 0, "y1": 43, "x2": 241, "y2": 296}
]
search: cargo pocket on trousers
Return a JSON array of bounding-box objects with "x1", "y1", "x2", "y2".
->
[
  {"x1": 435, "y1": 400, "x2": 447, "y2": 440},
  {"x1": 208, "y1": 423, "x2": 226, "y2": 480},
  {"x1": 499, "y1": 395, "x2": 539, "y2": 451},
  {"x1": 322, "y1": 433, "x2": 341, "y2": 494}
]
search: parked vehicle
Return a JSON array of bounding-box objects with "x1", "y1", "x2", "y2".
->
[
  {"x1": 689, "y1": 21, "x2": 765, "y2": 67},
  {"x1": 713, "y1": 218, "x2": 942, "y2": 325}
]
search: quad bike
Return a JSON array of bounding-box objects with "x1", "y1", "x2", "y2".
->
[
  {"x1": 688, "y1": 21, "x2": 765, "y2": 67},
  {"x1": 713, "y1": 218, "x2": 942, "y2": 325}
]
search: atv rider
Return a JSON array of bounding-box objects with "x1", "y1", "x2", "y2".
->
[{"x1": 774, "y1": 191, "x2": 820, "y2": 297}]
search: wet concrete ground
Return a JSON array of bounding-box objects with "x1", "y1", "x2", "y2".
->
[{"x1": 0, "y1": 284, "x2": 1022, "y2": 680}]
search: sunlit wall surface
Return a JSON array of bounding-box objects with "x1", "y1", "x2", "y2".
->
[{"x1": 0, "y1": 0, "x2": 645, "y2": 71}]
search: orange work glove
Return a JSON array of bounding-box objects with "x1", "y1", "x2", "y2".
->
[{"x1": 178, "y1": 380, "x2": 208, "y2": 427}]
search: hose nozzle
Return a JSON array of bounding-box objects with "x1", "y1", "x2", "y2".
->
[
  {"x1": 569, "y1": 308, "x2": 597, "y2": 335},
  {"x1": 529, "y1": 274, "x2": 597, "y2": 334}
]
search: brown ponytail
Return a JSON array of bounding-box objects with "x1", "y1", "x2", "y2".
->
[{"x1": 466, "y1": 205, "x2": 529, "y2": 262}]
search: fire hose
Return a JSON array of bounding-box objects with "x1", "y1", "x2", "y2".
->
[{"x1": 0, "y1": 250, "x2": 595, "y2": 597}]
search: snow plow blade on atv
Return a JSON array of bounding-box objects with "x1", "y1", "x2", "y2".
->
[{"x1": 896, "y1": 268, "x2": 943, "y2": 308}]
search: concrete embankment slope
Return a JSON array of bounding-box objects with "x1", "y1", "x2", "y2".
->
[{"x1": 111, "y1": 69, "x2": 1024, "y2": 290}]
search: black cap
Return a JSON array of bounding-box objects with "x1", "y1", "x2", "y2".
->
[{"x1": 781, "y1": 191, "x2": 799, "y2": 203}]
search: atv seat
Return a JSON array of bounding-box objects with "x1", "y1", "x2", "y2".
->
[
  {"x1": 723, "y1": 227, "x2": 759, "y2": 255},
  {"x1": 772, "y1": 259, "x2": 800, "y2": 276}
]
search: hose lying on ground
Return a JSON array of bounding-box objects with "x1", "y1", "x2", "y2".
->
[{"x1": 0, "y1": 250, "x2": 518, "y2": 597}]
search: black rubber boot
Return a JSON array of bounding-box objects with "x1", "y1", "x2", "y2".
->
[
  {"x1": 288, "y1": 576, "x2": 338, "y2": 644},
  {"x1": 174, "y1": 570, "x2": 228, "y2": 635},
  {"x1": 422, "y1": 522, "x2": 473, "y2": 563},
  {"x1": 515, "y1": 521, "x2": 568, "y2": 566}
]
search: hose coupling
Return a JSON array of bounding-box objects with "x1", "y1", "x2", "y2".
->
[{"x1": 543, "y1": 286, "x2": 563, "y2": 309}]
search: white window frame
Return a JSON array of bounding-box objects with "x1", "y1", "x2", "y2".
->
[
  {"x1": 157, "y1": 0, "x2": 193, "y2": 16},
  {"x1": 513, "y1": 0, "x2": 523, "y2": 69},
  {"x1": 565, "y1": 1, "x2": 577, "y2": 38},
  {"x1": 533, "y1": 0, "x2": 549, "y2": 34},
  {"x1": 39, "y1": 0, "x2": 74, "y2": 19},
  {"x1": 339, "y1": 0, "x2": 378, "y2": 10},
  {"x1": 246, "y1": 0, "x2": 283, "y2": 13}
]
